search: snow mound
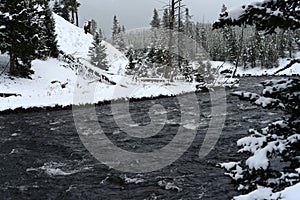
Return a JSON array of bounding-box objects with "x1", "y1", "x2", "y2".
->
[
  {"x1": 53, "y1": 13, "x2": 128, "y2": 75},
  {"x1": 234, "y1": 183, "x2": 300, "y2": 200}
]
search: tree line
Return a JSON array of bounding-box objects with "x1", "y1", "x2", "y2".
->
[{"x1": 121, "y1": 4, "x2": 299, "y2": 80}]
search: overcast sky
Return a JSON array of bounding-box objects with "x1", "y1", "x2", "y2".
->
[{"x1": 77, "y1": 0, "x2": 256, "y2": 37}]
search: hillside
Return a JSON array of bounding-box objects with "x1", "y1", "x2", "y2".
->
[
  {"x1": 53, "y1": 13, "x2": 128, "y2": 75},
  {"x1": 0, "y1": 13, "x2": 196, "y2": 112}
]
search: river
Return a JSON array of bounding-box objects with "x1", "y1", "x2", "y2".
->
[{"x1": 0, "y1": 77, "x2": 285, "y2": 199}]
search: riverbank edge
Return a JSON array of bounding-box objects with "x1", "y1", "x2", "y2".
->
[{"x1": 0, "y1": 90, "x2": 206, "y2": 115}]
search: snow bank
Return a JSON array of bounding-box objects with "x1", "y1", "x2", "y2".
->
[
  {"x1": 0, "y1": 54, "x2": 196, "y2": 112},
  {"x1": 210, "y1": 54, "x2": 300, "y2": 76},
  {"x1": 234, "y1": 183, "x2": 300, "y2": 200}
]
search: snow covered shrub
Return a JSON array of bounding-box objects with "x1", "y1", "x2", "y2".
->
[{"x1": 221, "y1": 78, "x2": 300, "y2": 194}]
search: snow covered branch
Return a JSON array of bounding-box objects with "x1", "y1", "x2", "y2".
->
[
  {"x1": 221, "y1": 78, "x2": 300, "y2": 196},
  {"x1": 213, "y1": 0, "x2": 300, "y2": 34}
]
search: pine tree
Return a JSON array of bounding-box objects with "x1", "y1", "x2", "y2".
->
[
  {"x1": 184, "y1": 8, "x2": 193, "y2": 37},
  {"x1": 286, "y1": 30, "x2": 296, "y2": 58},
  {"x1": 215, "y1": 1, "x2": 300, "y2": 195},
  {"x1": 112, "y1": 16, "x2": 125, "y2": 52},
  {"x1": 61, "y1": 0, "x2": 70, "y2": 21},
  {"x1": 0, "y1": 0, "x2": 41, "y2": 77},
  {"x1": 162, "y1": 8, "x2": 170, "y2": 29},
  {"x1": 150, "y1": 8, "x2": 160, "y2": 29},
  {"x1": 219, "y1": 4, "x2": 238, "y2": 63},
  {"x1": 68, "y1": 0, "x2": 80, "y2": 26},
  {"x1": 40, "y1": 2, "x2": 59, "y2": 58},
  {"x1": 112, "y1": 15, "x2": 119, "y2": 45},
  {"x1": 90, "y1": 19, "x2": 98, "y2": 36},
  {"x1": 53, "y1": 0, "x2": 70, "y2": 21},
  {"x1": 277, "y1": 29, "x2": 287, "y2": 58},
  {"x1": 214, "y1": 1, "x2": 300, "y2": 34},
  {"x1": 200, "y1": 24, "x2": 208, "y2": 51},
  {"x1": 53, "y1": 0, "x2": 62, "y2": 15},
  {"x1": 263, "y1": 35, "x2": 279, "y2": 69},
  {"x1": 89, "y1": 29, "x2": 108, "y2": 70}
]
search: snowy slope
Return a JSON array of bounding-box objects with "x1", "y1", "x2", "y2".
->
[
  {"x1": 0, "y1": 13, "x2": 196, "y2": 112},
  {"x1": 53, "y1": 13, "x2": 128, "y2": 75}
]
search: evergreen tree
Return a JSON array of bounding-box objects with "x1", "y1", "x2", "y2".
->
[
  {"x1": 162, "y1": 8, "x2": 170, "y2": 29},
  {"x1": 0, "y1": 0, "x2": 41, "y2": 77},
  {"x1": 90, "y1": 19, "x2": 97, "y2": 36},
  {"x1": 247, "y1": 35, "x2": 257, "y2": 68},
  {"x1": 214, "y1": 1, "x2": 300, "y2": 196},
  {"x1": 112, "y1": 16, "x2": 125, "y2": 52},
  {"x1": 89, "y1": 29, "x2": 108, "y2": 70},
  {"x1": 53, "y1": 0, "x2": 62, "y2": 15},
  {"x1": 199, "y1": 24, "x2": 208, "y2": 51},
  {"x1": 262, "y1": 34, "x2": 279, "y2": 69},
  {"x1": 149, "y1": 8, "x2": 164, "y2": 67},
  {"x1": 214, "y1": 1, "x2": 300, "y2": 34},
  {"x1": 69, "y1": 0, "x2": 80, "y2": 26},
  {"x1": 112, "y1": 15, "x2": 119, "y2": 45},
  {"x1": 150, "y1": 8, "x2": 160, "y2": 29},
  {"x1": 184, "y1": 8, "x2": 193, "y2": 37},
  {"x1": 286, "y1": 30, "x2": 296, "y2": 58},
  {"x1": 40, "y1": 2, "x2": 59, "y2": 58},
  {"x1": 277, "y1": 29, "x2": 287, "y2": 58},
  {"x1": 219, "y1": 4, "x2": 238, "y2": 63},
  {"x1": 61, "y1": 0, "x2": 70, "y2": 21}
]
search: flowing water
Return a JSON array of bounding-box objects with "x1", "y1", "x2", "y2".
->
[{"x1": 0, "y1": 77, "x2": 285, "y2": 199}]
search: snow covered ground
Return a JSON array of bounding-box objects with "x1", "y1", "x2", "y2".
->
[
  {"x1": 234, "y1": 183, "x2": 300, "y2": 200},
  {"x1": 0, "y1": 14, "x2": 196, "y2": 112},
  {"x1": 211, "y1": 55, "x2": 300, "y2": 77}
]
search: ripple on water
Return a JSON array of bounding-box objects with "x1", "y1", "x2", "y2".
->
[{"x1": 26, "y1": 161, "x2": 92, "y2": 177}]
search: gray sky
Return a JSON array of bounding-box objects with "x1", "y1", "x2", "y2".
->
[{"x1": 78, "y1": 0, "x2": 255, "y2": 37}]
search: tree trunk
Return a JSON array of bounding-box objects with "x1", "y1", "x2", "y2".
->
[
  {"x1": 75, "y1": 0, "x2": 79, "y2": 26},
  {"x1": 168, "y1": 0, "x2": 175, "y2": 81},
  {"x1": 9, "y1": 53, "x2": 15, "y2": 75},
  {"x1": 233, "y1": 26, "x2": 244, "y2": 78},
  {"x1": 75, "y1": 11, "x2": 79, "y2": 26},
  {"x1": 71, "y1": 9, "x2": 74, "y2": 24}
]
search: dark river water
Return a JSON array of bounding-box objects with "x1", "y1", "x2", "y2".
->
[{"x1": 0, "y1": 77, "x2": 285, "y2": 199}]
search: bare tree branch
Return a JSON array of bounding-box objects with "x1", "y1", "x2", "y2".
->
[{"x1": 273, "y1": 58, "x2": 300, "y2": 75}]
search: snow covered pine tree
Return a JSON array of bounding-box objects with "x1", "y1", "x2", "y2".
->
[
  {"x1": 89, "y1": 29, "x2": 108, "y2": 70},
  {"x1": 0, "y1": 0, "x2": 59, "y2": 77}
]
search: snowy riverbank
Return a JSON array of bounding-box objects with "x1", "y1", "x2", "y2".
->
[{"x1": 0, "y1": 14, "x2": 194, "y2": 112}]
